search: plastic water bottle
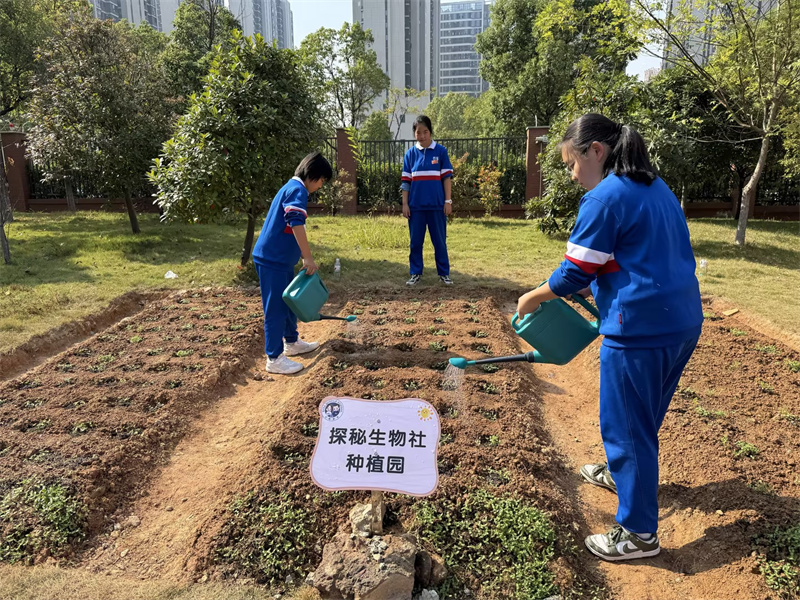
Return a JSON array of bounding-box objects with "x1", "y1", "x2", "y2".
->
[
  {"x1": 698, "y1": 259, "x2": 708, "y2": 276},
  {"x1": 334, "y1": 258, "x2": 341, "y2": 280}
]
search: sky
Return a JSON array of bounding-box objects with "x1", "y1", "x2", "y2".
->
[{"x1": 288, "y1": 0, "x2": 659, "y2": 79}]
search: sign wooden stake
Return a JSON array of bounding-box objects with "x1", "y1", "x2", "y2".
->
[{"x1": 370, "y1": 490, "x2": 384, "y2": 535}]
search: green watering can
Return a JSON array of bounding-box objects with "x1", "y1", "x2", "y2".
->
[
  {"x1": 282, "y1": 269, "x2": 357, "y2": 323},
  {"x1": 449, "y1": 294, "x2": 600, "y2": 370}
]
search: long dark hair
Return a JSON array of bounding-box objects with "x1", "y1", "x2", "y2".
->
[
  {"x1": 561, "y1": 114, "x2": 657, "y2": 185},
  {"x1": 413, "y1": 115, "x2": 433, "y2": 135}
]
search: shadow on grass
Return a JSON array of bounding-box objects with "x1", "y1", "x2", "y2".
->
[{"x1": 691, "y1": 239, "x2": 800, "y2": 269}]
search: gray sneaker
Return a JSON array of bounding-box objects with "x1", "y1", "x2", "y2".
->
[
  {"x1": 585, "y1": 524, "x2": 660, "y2": 561},
  {"x1": 580, "y1": 463, "x2": 617, "y2": 493},
  {"x1": 406, "y1": 274, "x2": 421, "y2": 286}
]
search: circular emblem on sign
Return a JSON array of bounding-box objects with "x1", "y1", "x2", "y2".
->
[
  {"x1": 418, "y1": 404, "x2": 434, "y2": 421},
  {"x1": 322, "y1": 399, "x2": 343, "y2": 421}
]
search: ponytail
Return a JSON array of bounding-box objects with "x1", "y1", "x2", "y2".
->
[{"x1": 561, "y1": 114, "x2": 657, "y2": 185}]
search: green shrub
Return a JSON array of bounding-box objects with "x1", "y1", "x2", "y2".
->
[
  {"x1": 0, "y1": 479, "x2": 87, "y2": 563},
  {"x1": 755, "y1": 524, "x2": 800, "y2": 597}
]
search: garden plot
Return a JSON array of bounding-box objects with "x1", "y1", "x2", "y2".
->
[
  {"x1": 195, "y1": 292, "x2": 603, "y2": 599},
  {"x1": 0, "y1": 288, "x2": 264, "y2": 562}
]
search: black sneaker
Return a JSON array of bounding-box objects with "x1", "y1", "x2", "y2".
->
[
  {"x1": 439, "y1": 275, "x2": 453, "y2": 285},
  {"x1": 406, "y1": 274, "x2": 421, "y2": 286},
  {"x1": 585, "y1": 524, "x2": 660, "y2": 561}
]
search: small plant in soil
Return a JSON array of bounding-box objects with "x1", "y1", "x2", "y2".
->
[
  {"x1": 480, "y1": 364, "x2": 500, "y2": 373},
  {"x1": 477, "y1": 434, "x2": 500, "y2": 447},
  {"x1": 56, "y1": 362, "x2": 74, "y2": 372},
  {"x1": 322, "y1": 376, "x2": 342, "y2": 388},
  {"x1": 440, "y1": 431, "x2": 454, "y2": 445},
  {"x1": 469, "y1": 316, "x2": 481, "y2": 323},
  {"x1": 473, "y1": 343, "x2": 492, "y2": 354},
  {"x1": 405, "y1": 309, "x2": 417, "y2": 316},
  {"x1": 112, "y1": 425, "x2": 144, "y2": 439},
  {"x1": 372, "y1": 308, "x2": 388, "y2": 315},
  {"x1": 352, "y1": 308, "x2": 364, "y2": 315},
  {"x1": 72, "y1": 348, "x2": 92, "y2": 357},
  {"x1": 56, "y1": 378, "x2": 76, "y2": 388},
  {"x1": 433, "y1": 317, "x2": 445, "y2": 324},
  {"x1": 71, "y1": 421, "x2": 96, "y2": 435},
  {"x1": 429, "y1": 341, "x2": 447, "y2": 352},
  {"x1": 478, "y1": 382, "x2": 500, "y2": 395},
  {"x1": 147, "y1": 348, "x2": 164, "y2": 356},
  {"x1": 779, "y1": 410, "x2": 800, "y2": 426},
  {"x1": 480, "y1": 408, "x2": 500, "y2": 420},
  {"x1": 129, "y1": 336, "x2": 143, "y2": 344},
  {"x1": 397, "y1": 330, "x2": 414, "y2": 337},
  {"x1": 373, "y1": 379, "x2": 386, "y2": 389},
  {"x1": 28, "y1": 420, "x2": 51, "y2": 432},
  {"x1": 15, "y1": 378, "x2": 42, "y2": 390},
  {"x1": 63, "y1": 399, "x2": 86, "y2": 409},
  {"x1": 332, "y1": 361, "x2": 349, "y2": 371},
  {"x1": 199, "y1": 313, "x2": 211, "y2": 320},
  {"x1": 430, "y1": 361, "x2": 448, "y2": 371},
  {"x1": 759, "y1": 381, "x2": 775, "y2": 394},
  {"x1": 174, "y1": 349, "x2": 194, "y2": 358},
  {"x1": 375, "y1": 318, "x2": 388, "y2": 326},
  {"x1": 756, "y1": 344, "x2": 778, "y2": 354},
  {"x1": 403, "y1": 380, "x2": 422, "y2": 391},
  {"x1": 180, "y1": 323, "x2": 194, "y2": 330},
  {"x1": 301, "y1": 422, "x2": 319, "y2": 437},
  {"x1": 694, "y1": 402, "x2": 727, "y2": 419},
  {"x1": 183, "y1": 363, "x2": 204, "y2": 372},
  {"x1": 149, "y1": 363, "x2": 169, "y2": 373},
  {"x1": 363, "y1": 361, "x2": 381, "y2": 371},
  {"x1": 748, "y1": 480, "x2": 774, "y2": 495},
  {"x1": 730, "y1": 328, "x2": 748, "y2": 337},
  {"x1": 733, "y1": 441, "x2": 760, "y2": 459},
  {"x1": 471, "y1": 330, "x2": 489, "y2": 338},
  {"x1": 213, "y1": 336, "x2": 231, "y2": 345},
  {"x1": 165, "y1": 380, "x2": 183, "y2": 389},
  {"x1": 97, "y1": 334, "x2": 117, "y2": 342},
  {"x1": 147, "y1": 325, "x2": 162, "y2": 332},
  {"x1": 228, "y1": 324, "x2": 246, "y2": 331},
  {"x1": 27, "y1": 449, "x2": 52, "y2": 462},
  {"x1": 399, "y1": 361, "x2": 412, "y2": 368},
  {"x1": 203, "y1": 324, "x2": 218, "y2": 331},
  {"x1": 485, "y1": 468, "x2": 511, "y2": 485},
  {"x1": 428, "y1": 327, "x2": 449, "y2": 336},
  {"x1": 754, "y1": 524, "x2": 800, "y2": 596},
  {"x1": 784, "y1": 359, "x2": 800, "y2": 373},
  {"x1": 403, "y1": 317, "x2": 417, "y2": 324},
  {"x1": 396, "y1": 342, "x2": 414, "y2": 352},
  {"x1": 202, "y1": 351, "x2": 219, "y2": 358},
  {"x1": 442, "y1": 405, "x2": 459, "y2": 418},
  {"x1": 178, "y1": 299, "x2": 190, "y2": 304}
]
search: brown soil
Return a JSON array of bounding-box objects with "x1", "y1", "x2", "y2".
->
[{"x1": 1, "y1": 288, "x2": 798, "y2": 599}]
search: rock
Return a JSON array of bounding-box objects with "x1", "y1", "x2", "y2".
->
[
  {"x1": 165, "y1": 506, "x2": 174, "y2": 512},
  {"x1": 429, "y1": 554, "x2": 447, "y2": 587},
  {"x1": 313, "y1": 530, "x2": 417, "y2": 600},
  {"x1": 350, "y1": 502, "x2": 384, "y2": 538},
  {"x1": 414, "y1": 551, "x2": 433, "y2": 587},
  {"x1": 120, "y1": 549, "x2": 129, "y2": 558},
  {"x1": 123, "y1": 515, "x2": 141, "y2": 528},
  {"x1": 415, "y1": 591, "x2": 439, "y2": 600},
  {"x1": 253, "y1": 372, "x2": 264, "y2": 381}
]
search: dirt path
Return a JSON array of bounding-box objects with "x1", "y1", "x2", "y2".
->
[{"x1": 82, "y1": 320, "x2": 332, "y2": 581}]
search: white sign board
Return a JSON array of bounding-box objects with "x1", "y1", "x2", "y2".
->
[{"x1": 310, "y1": 396, "x2": 440, "y2": 496}]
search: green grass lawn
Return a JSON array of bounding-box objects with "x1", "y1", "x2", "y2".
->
[{"x1": 1, "y1": 211, "x2": 798, "y2": 353}]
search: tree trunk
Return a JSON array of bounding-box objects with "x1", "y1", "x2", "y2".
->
[
  {"x1": 124, "y1": 189, "x2": 141, "y2": 234},
  {"x1": 241, "y1": 205, "x2": 256, "y2": 267},
  {"x1": 735, "y1": 134, "x2": 771, "y2": 246},
  {"x1": 65, "y1": 178, "x2": 77, "y2": 213},
  {"x1": 0, "y1": 214, "x2": 10, "y2": 264}
]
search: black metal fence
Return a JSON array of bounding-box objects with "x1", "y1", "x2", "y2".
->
[
  {"x1": 27, "y1": 160, "x2": 154, "y2": 200},
  {"x1": 356, "y1": 137, "x2": 527, "y2": 210}
]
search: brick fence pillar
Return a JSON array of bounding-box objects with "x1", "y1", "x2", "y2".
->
[
  {"x1": 336, "y1": 128, "x2": 358, "y2": 215},
  {"x1": 525, "y1": 126, "x2": 549, "y2": 201},
  {"x1": 1, "y1": 132, "x2": 29, "y2": 212}
]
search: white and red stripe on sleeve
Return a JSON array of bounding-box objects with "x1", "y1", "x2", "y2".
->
[
  {"x1": 284, "y1": 206, "x2": 307, "y2": 217},
  {"x1": 565, "y1": 242, "x2": 620, "y2": 274},
  {"x1": 411, "y1": 170, "x2": 444, "y2": 181}
]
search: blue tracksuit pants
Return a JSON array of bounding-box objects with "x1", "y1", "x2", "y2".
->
[
  {"x1": 254, "y1": 263, "x2": 298, "y2": 359},
  {"x1": 408, "y1": 209, "x2": 449, "y2": 276},
  {"x1": 599, "y1": 334, "x2": 699, "y2": 534}
]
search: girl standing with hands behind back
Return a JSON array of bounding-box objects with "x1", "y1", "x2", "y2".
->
[{"x1": 517, "y1": 114, "x2": 703, "y2": 561}]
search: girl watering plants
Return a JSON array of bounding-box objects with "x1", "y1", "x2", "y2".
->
[
  {"x1": 252, "y1": 151, "x2": 332, "y2": 375},
  {"x1": 401, "y1": 115, "x2": 454, "y2": 286},
  {"x1": 516, "y1": 114, "x2": 703, "y2": 561}
]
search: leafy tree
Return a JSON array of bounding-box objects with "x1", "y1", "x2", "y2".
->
[
  {"x1": 425, "y1": 92, "x2": 502, "y2": 138},
  {"x1": 26, "y1": 10, "x2": 172, "y2": 231},
  {"x1": 359, "y1": 110, "x2": 392, "y2": 140},
  {"x1": 150, "y1": 32, "x2": 323, "y2": 266},
  {"x1": 635, "y1": 0, "x2": 800, "y2": 246},
  {"x1": 299, "y1": 22, "x2": 389, "y2": 130},
  {"x1": 782, "y1": 103, "x2": 800, "y2": 178},
  {"x1": 160, "y1": 0, "x2": 241, "y2": 104}
]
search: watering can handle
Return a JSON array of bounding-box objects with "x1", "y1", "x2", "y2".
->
[
  {"x1": 569, "y1": 294, "x2": 601, "y2": 320},
  {"x1": 297, "y1": 267, "x2": 329, "y2": 293}
]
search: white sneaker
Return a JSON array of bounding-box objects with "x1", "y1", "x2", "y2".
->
[
  {"x1": 284, "y1": 339, "x2": 320, "y2": 356},
  {"x1": 266, "y1": 354, "x2": 303, "y2": 374}
]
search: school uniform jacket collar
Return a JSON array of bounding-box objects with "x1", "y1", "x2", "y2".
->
[
  {"x1": 415, "y1": 141, "x2": 437, "y2": 151},
  {"x1": 291, "y1": 176, "x2": 307, "y2": 188}
]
